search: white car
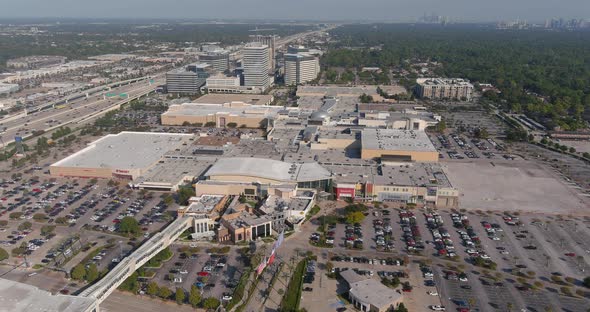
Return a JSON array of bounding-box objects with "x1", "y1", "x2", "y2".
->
[
  {"x1": 459, "y1": 277, "x2": 468, "y2": 282},
  {"x1": 480, "y1": 254, "x2": 491, "y2": 260},
  {"x1": 427, "y1": 291, "x2": 438, "y2": 296},
  {"x1": 430, "y1": 305, "x2": 446, "y2": 311},
  {"x1": 179, "y1": 270, "x2": 188, "y2": 274},
  {"x1": 500, "y1": 250, "x2": 510, "y2": 255}
]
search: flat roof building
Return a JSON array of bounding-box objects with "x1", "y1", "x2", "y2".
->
[
  {"x1": 361, "y1": 129, "x2": 438, "y2": 162},
  {"x1": 161, "y1": 101, "x2": 282, "y2": 128},
  {"x1": 0, "y1": 278, "x2": 98, "y2": 312},
  {"x1": 243, "y1": 43, "x2": 271, "y2": 91},
  {"x1": 50, "y1": 132, "x2": 192, "y2": 180},
  {"x1": 166, "y1": 63, "x2": 211, "y2": 95},
  {"x1": 284, "y1": 50, "x2": 320, "y2": 86},
  {"x1": 416, "y1": 78, "x2": 474, "y2": 101},
  {"x1": 339, "y1": 270, "x2": 403, "y2": 312}
]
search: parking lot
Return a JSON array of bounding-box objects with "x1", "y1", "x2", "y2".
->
[{"x1": 144, "y1": 244, "x2": 243, "y2": 302}]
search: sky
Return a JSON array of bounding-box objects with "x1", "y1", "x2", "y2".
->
[{"x1": 0, "y1": 0, "x2": 588, "y2": 22}]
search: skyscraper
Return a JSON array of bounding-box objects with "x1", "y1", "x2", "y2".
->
[
  {"x1": 166, "y1": 63, "x2": 211, "y2": 95},
  {"x1": 243, "y1": 43, "x2": 270, "y2": 91},
  {"x1": 250, "y1": 35, "x2": 277, "y2": 72},
  {"x1": 284, "y1": 53, "x2": 320, "y2": 86}
]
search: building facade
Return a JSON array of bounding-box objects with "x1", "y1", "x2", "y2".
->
[
  {"x1": 166, "y1": 64, "x2": 211, "y2": 95},
  {"x1": 243, "y1": 43, "x2": 271, "y2": 91},
  {"x1": 199, "y1": 52, "x2": 230, "y2": 73},
  {"x1": 284, "y1": 53, "x2": 320, "y2": 86},
  {"x1": 416, "y1": 78, "x2": 474, "y2": 101}
]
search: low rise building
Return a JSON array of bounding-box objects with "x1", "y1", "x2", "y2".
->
[
  {"x1": 340, "y1": 270, "x2": 403, "y2": 312},
  {"x1": 416, "y1": 78, "x2": 474, "y2": 101},
  {"x1": 161, "y1": 101, "x2": 282, "y2": 128},
  {"x1": 361, "y1": 129, "x2": 438, "y2": 162}
]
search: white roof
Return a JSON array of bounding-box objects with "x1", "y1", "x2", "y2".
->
[
  {"x1": 205, "y1": 157, "x2": 331, "y2": 183},
  {"x1": 51, "y1": 132, "x2": 192, "y2": 170},
  {"x1": 0, "y1": 278, "x2": 96, "y2": 312},
  {"x1": 362, "y1": 129, "x2": 436, "y2": 152}
]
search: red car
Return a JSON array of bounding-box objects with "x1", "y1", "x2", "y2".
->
[
  {"x1": 112, "y1": 219, "x2": 121, "y2": 223},
  {"x1": 197, "y1": 272, "x2": 210, "y2": 277},
  {"x1": 565, "y1": 252, "x2": 576, "y2": 257}
]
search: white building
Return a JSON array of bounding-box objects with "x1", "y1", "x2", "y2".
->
[
  {"x1": 416, "y1": 78, "x2": 474, "y2": 101},
  {"x1": 284, "y1": 53, "x2": 320, "y2": 86},
  {"x1": 243, "y1": 43, "x2": 271, "y2": 91}
]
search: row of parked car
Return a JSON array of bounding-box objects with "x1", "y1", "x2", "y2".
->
[{"x1": 399, "y1": 210, "x2": 425, "y2": 252}]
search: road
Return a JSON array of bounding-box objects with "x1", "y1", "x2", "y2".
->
[{"x1": 0, "y1": 78, "x2": 163, "y2": 147}]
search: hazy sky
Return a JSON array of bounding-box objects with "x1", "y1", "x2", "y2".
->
[{"x1": 0, "y1": 0, "x2": 587, "y2": 22}]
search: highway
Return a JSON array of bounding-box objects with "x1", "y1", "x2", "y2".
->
[{"x1": 0, "y1": 78, "x2": 163, "y2": 147}]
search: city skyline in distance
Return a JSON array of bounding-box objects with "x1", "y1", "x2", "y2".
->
[{"x1": 0, "y1": 0, "x2": 589, "y2": 23}]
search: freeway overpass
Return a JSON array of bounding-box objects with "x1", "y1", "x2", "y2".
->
[
  {"x1": 28, "y1": 76, "x2": 155, "y2": 113},
  {"x1": 0, "y1": 79, "x2": 162, "y2": 148},
  {"x1": 79, "y1": 216, "x2": 192, "y2": 305}
]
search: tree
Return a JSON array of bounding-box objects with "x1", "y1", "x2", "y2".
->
[
  {"x1": 158, "y1": 286, "x2": 173, "y2": 300},
  {"x1": 205, "y1": 121, "x2": 216, "y2": 127},
  {"x1": 118, "y1": 272, "x2": 140, "y2": 293},
  {"x1": 86, "y1": 263, "x2": 99, "y2": 283},
  {"x1": 569, "y1": 147, "x2": 576, "y2": 153},
  {"x1": 146, "y1": 281, "x2": 159, "y2": 296},
  {"x1": 583, "y1": 276, "x2": 590, "y2": 288},
  {"x1": 9, "y1": 212, "x2": 23, "y2": 220},
  {"x1": 176, "y1": 185, "x2": 196, "y2": 206},
  {"x1": 0, "y1": 247, "x2": 8, "y2": 261},
  {"x1": 175, "y1": 288, "x2": 186, "y2": 305},
  {"x1": 395, "y1": 303, "x2": 409, "y2": 312},
  {"x1": 346, "y1": 211, "x2": 365, "y2": 224},
  {"x1": 71, "y1": 264, "x2": 86, "y2": 280},
  {"x1": 18, "y1": 221, "x2": 32, "y2": 231},
  {"x1": 202, "y1": 297, "x2": 221, "y2": 310},
  {"x1": 41, "y1": 225, "x2": 55, "y2": 236},
  {"x1": 226, "y1": 122, "x2": 238, "y2": 128},
  {"x1": 583, "y1": 152, "x2": 590, "y2": 159},
  {"x1": 189, "y1": 285, "x2": 201, "y2": 307},
  {"x1": 359, "y1": 93, "x2": 373, "y2": 103},
  {"x1": 33, "y1": 213, "x2": 47, "y2": 222},
  {"x1": 540, "y1": 137, "x2": 548, "y2": 145},
  {"x1": 119, "y1": 217, "x2": 140, "y2": 236}
]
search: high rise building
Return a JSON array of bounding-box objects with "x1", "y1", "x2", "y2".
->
[
  {"x1": 250, "y1": 35, "x2": 277, "y2": 72},
  {"x1": 199, "y1": 52, "x2": 230, "y2": 73},
  {"x1": 284, "y1": 53, "x2": 320, "y2": 86},
  {"x1": 243, "y1": 43, "x2": 271, "y2": 91},
  {"x1": 166, "y1": 63, "x2": 211, "y2": 95}
]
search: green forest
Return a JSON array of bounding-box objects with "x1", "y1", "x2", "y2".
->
[{"x1": 323, "y1": 24, "x2": 590, "y2": 130}]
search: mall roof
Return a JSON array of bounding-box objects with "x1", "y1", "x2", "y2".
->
[
  {"x1": 51, "y1": 132, "x2": 192, "y2": 170},
  {"x1": 361, "y1": 129, "x2": 437, "y2": 152},
  {"x1": 204, "y1": 157, "x2": 331, "y2": 183},
  {"x1": 0, "y1": 278, "x2": 96, "y2": 312},
  {"x1": 162, "y1": 103, "x2": 283, "y2": 118},
  {"x1": 193, "y1": 93, "x2": 274, "y2": 105}
]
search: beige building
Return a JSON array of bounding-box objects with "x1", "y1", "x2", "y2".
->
[
  {"x1": 416, "y1": 78, "x2": 474, "y2": 101},
  {"x1": 360, "y1": 129, "x2": 439, "y2": 162},
  {"x1": 161, "y1": 101, "x2": 282, "y2": 128},
  {"x1": 50, "y1": 132, "x2": 192, "y2": 180},
  {"x1": 340, "y1": 270, "x2": 404, "y2": 312}
]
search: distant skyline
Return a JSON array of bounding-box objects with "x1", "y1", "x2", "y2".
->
[{"x1": 0, "y1": 0, "x2": 588, "y2": 23}]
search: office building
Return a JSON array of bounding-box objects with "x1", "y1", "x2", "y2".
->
[
  {"x1": 166, "y1": 63, "x2": 211, "y2": 95},
  {"x1": 416, "y1": 78, "x2": 474, "y2": 101},
  {"x1": 199, "y1": 52, "x2": 230, "y2": 73},
  {"x1": 284, "y1": 53, "x2": 320, "y2": 85},
  {"x1": 243, "y1": 43, "x2": 271, "y2": 91},
  {"x1": 250, "y1": 34, "x2": 277, "y2": 71}
]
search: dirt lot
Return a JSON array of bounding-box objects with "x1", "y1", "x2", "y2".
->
[{"x1": 443, "y1": 160, "x2": 590, "y2": 214}]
